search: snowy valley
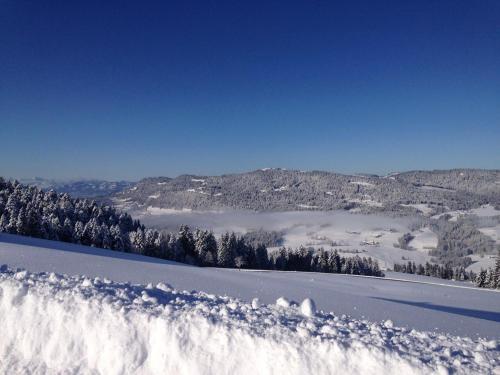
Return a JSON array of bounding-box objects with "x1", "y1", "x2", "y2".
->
[{"x1": 2, "y1": 171, "x2": 500, "y2": 374}]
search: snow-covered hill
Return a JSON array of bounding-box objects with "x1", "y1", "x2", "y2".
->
[
  {"x1": 1, "y1": 234, "x2": 499, "y2": 337},
  {"x1": 0, "y1": 234, "x2": 499, "y2": 374},
  {"x1": 18, "y1": 177, "x2": 133, "y2": 198},
  {"x1": 109, "y1": 168, "x2": 500, "y2": 212}
]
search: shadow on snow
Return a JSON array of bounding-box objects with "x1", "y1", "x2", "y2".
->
[{"x1": 372, "y1": 297, "x2": 500, "y2": 323}]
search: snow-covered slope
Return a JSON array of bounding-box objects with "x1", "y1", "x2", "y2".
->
[
  {"x1": 1, "y1": 234, "x2": 499, "y2": 340},
  {"x1": 0, "y1": 267, "x2": 497, "y2": 374}
]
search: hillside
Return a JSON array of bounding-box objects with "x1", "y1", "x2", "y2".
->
[
  {"x1": 1, "y1": 233, "x2": 498, "y2": 339},
  {"x1": 19, "y1": 177, "x2": 133, "y2": 198},
  {"x1": 110, "y1": 168, "x2": 500, "y2": 213},
  {"x1": 0, "y1": 233, "x2": 499, "y2": 374}
]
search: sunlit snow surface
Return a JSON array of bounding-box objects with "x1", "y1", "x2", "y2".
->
[
  {"x1": 1, "y1": 234, "x2": 499, "y2": 341},
  {"x1": 0, "y1": 267, "x2": 499, "y2": 374},
  {"x1": 0, "y1": 234, "x2": 499, "y2": 373}
]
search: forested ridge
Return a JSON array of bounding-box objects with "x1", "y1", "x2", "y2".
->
[{"x1": 111, "y1": 168, "x2": 500, "y2": 212}]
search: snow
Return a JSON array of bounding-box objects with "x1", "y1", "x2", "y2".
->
[
  {"x1": 276, "y1": 296, "x2": 291, "y2": 308},
  {"x1": 467, "y1": 254, "x2": 498, "y2": 274},
  {"x1": 470, "y1": 204, "x2": 500, "y2": 217},
  {"x1": 148, "y1": 194, "x2": 160, "y2": 199},
  {"x1": 432, "y1": 204, "x2": 500, "y2": 221},
  {"x1": 349, "y1": 181, "x2": 375, "y2": 188},
  {"x1": 417, "y1": 185, "x2": 455, "y2": 192},
  {"x1": 145, "y1": 207, "x2": 193, "y2": 215},
  {"x1": 273, "y1": 185, "x2": 288, "y2": 192},
  {"x1": 300, "y1": 298, "x2": 316, "y2": 317},
  {"x1": 136, "y1": 210, "x2": 433, "y2": 268},
  {"x1": 409, "y1": 228, "x2": 438, "y2": 251},
  {"x1": 251, "y1": 297, "x2": 260, "y2": 309},
  {"x1": 0, "y1": 234, "x2": 498, "y2": 341},
  {"x1": 479, "y1": 225, "x2": 500, "y2": 244},
  {"x1": 384, "y1": 319, "x2": 394, "y2": 328},
  {"x1": 191, "y1": 178, "x2": 205, "y2": 183},
  {"x1": 297, "y1": 204, "x2": 319, "y2": 209},
  {"x1": 400, "y1": 204, "x2": 434, "y2": 216},
  {"x1": 187, "y1": 187, "x2": 210, "y2": 195},
  {"x1": 326, "y1": 191, "x2": 334, "y2": 196},
  {"x1": 348, "y1": 198, "x2": 384, "y2": 207},
  {"x1": 0, "y1": 265, "x2": 498, "y2": 374}
]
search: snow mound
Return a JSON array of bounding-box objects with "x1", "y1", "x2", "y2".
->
[
  {"x1": 0, "y1": 268, "x2": 498, "y2": 375},
  {"x1": 276, "y1": 296, "x2": 291, "y2": 308},
  {"x1": 300, "y1": 298, "x2": 316, "y2": 317}
]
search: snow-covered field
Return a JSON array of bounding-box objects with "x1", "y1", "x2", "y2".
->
[
  {"x1": 432, "y1": 204, "x2": 500, "y2": 222},
  {"x1": 1, "y1": 234, "x2": 498, "y2": 338},
  {"x1": 400, "y1": 204, "x2": 434, "y2": 216},
  {"x1": 0, "y1": 234, "x2": 499, "y2": 374},
  {"x1": 409, "y1": 228, "x2": 438, "y2": 252},
  {"x1": 479, "y1": 225, "x2": 500, "y2": 244},
  {"x1": 135, "y1": 210, "x2": 434, "y2": 269}
]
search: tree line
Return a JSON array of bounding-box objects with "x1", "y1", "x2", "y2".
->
[
  {"x1": 393, "y1": 261, "x2": 475, "y2": 281},
  {"x1": 0, "y1": 178, "x2": 383, "y2": 276},
  {"x1": 393, "y1": 256, "x2": 500, "y2": 290}
]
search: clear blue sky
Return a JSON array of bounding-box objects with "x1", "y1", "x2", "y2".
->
[{"x1": 1, "y1": 1, "x2": 499, "y2": 180}]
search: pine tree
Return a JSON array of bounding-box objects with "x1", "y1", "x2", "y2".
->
[
  {"x1": 110, "y1": 224, "x2": 124, "y2": 250},
  {"x1": 73, "y1": 221, "x2": 85, "y2": 244},
  {"x1": 15, "y1": 207, "x2": 27, "y2": 235},
  {"x1": 61, "y1": 218, "x2": 73, "y2": 242},
  {"x1": 101, "y1": 224, "x2": 112, "y2": 249},
  {"x1": 195, "y1": 230, "x2": 218, "y2": 266},
  {"x1": 493, "y1": 251, "x2": 500, "y2": 289},
  {"x1": 373, "y1": 260, "x2": 381, "y2": 276},
  {"x1": 130, "y1": 228, "x2": 145, "y2": 254},
  {"x1": 475, "y1": 269, "x2": 487, "y2": 287},
  {"x1": 254, "y1": 244, "x2": 269, "y2": 269},
  {"x1": 144, "y1": 229, "x2": 158, "y2": 256},
  {"x1": 217, "y1": 233, "x2": 234, "y2": 267},
  {"x1": 178, "y1": 225, "x2": 196, "y2": 263},
  {"x1": 0, "y1": 213, "x2": 8, "y2": 231},
  {"x1": 484, "y1": 268, "x2": 493, "y2": 288}
]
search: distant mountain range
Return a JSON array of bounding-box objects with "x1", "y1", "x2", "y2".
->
[
  {"x1": 17, "y1": 177, "x2": 134, "y2": 198},
  {"x1": 107, "y1": 168, "x2": 500, "y2": 214}
]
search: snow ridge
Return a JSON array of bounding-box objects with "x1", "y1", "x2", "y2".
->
[{"x1": 0, "y1": 267, "x2": 498, "y2": 374}]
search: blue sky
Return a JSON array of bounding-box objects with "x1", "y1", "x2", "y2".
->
[{"x1": 1, "y1": 0, "x2": 499, "y2": 180}]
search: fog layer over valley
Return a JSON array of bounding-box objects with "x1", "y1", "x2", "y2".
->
[
  {"x1": 136, "y1": 209, "x2": 430, "y2": 269},
  {"x1": 16, "y1": 169, "x2": 500, "y2": 272}
]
